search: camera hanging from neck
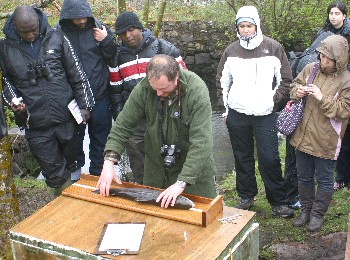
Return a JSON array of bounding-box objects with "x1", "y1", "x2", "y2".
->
[{"x1": 157, "y1": 80, "x2": 181, "y2": 187}]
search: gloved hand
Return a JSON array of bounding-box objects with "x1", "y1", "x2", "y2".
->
[{"x1": 80, "y1": 109, "x2": 90, "y2": 124}]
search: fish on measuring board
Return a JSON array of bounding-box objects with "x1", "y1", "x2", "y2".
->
[{"x1": 92, "y1": 187, "x2": 195, "y2": 210}]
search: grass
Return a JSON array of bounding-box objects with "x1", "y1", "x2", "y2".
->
[
  {"x1": 14, "y1": 176, "x2": 50, "y2": 195},
  {"x1": 220, "y1": 136, "x2": 350, "y2": 258}
]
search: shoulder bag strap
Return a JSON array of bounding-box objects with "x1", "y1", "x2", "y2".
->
[
  {"x1": 301, "y1": 62, "x2": 319, "y2": 104},
  {"x1": 306, "y1": 62, "x2": 319, "y2": 85}
]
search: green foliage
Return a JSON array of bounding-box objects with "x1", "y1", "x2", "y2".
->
[
  {"x1": 14, "y1": 176, "x2": 50, "y2": 196},
  {"x1": 220, "y1": 137, "x2": 350, "y2": 258},
  {"x1": 14, "y1": 176, "x2": 47, "y2": 189},
  {"x1": 4, "y1": 107, "x2": 16, "y2": 129},
  {"x1": 0, "y1": 0, "x2": 337, "y2": 51},
  {"x1": 221, "y1": 0, "x2": 330, "y2": 50},
  {"x1": 22, "y1": 152, "x2": 40, "y2": 177}
]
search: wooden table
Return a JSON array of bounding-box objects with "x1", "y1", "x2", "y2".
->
[{"x1": 10, "y1": 195, "x2": 258, "y2": 259}]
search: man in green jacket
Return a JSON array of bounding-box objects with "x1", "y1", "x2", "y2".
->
[{"x1": 97, "y1": 54, "x2": 217, "y2": 207}]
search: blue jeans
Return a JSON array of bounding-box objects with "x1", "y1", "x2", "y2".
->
[
  {"x1": 226, "y1": 109, "x2": 289, "y2": 205},
  {"x1": 77, "y1": 96, "x2": 112, "y2": 175},
  {"x1": 295, "y1": 149, "x2": 334, "y2": 192}
]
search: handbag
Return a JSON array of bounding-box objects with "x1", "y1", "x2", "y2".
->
[{"x1": 276, "y1": 62, "x2": 319, "y2": 136}]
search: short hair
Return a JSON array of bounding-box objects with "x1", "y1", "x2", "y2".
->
[
  {"x1": 146, "y1": 54, "x2": 179, "y2": 81},
  {"x1": 13, "y1": 5, "x2": 38, "y2": 25},
  {"x1": 327, "y1": 2, "x2": 347, "y2": 16}
]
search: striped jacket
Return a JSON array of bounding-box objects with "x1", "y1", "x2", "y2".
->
[{"x1": 109, "y1": 29, "x2": 186, "y2": 115}]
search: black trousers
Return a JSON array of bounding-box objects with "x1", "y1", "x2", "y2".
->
[
  {"x1": 25, "y1": 120, "x2": 77, "y2": 188},
  {"x1": 284, "y1": 135, "x2": 299, "y2": 204},
  {"x1": 226, "y1": 109, "x2": 289, "y2": 205},
  {"x1": 335, "y1": 125, "x2": 350, "y2": 184}
]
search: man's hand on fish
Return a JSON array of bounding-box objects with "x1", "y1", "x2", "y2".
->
[
  {"x1": 156, "y1": 183, "x2": 184, "y2": 208},
  {"x1": 96, "y1": 160, "x2": 122, "y2": 196}
]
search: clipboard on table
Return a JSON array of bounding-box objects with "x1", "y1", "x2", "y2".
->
[{"x1": 95, "y1": 222, "x2": 146, "y2": 256}]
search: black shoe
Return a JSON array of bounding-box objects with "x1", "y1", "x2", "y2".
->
[
  {"x1": 293, "y1": 210, "x2": 310, "y2": 227},
  {"x1": 307, "y1": 216, "x2": 324, "y2": 232},
  {"x1": 272, "y1": 205, "x2": 294, "y2": 218},
  {"x1": 235, "y1": 198, "x2": 254, "y2": 210}
]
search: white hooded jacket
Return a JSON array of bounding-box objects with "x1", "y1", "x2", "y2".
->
[{"x1": 216, "y1": 6, "x2": 292, "y2": 116}]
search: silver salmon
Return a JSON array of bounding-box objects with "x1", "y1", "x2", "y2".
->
[{"x1": 92, "y1": 187, "x2": 195, "y2": 210}]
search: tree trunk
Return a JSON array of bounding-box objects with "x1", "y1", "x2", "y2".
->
[
  {"x1": 118, "y1": 0, "x2": 126, "y2": 13},
  {"x1": 154, "y1": 0, "x2": 167, "y2": 37},
  {"x1": 142, "y1": 0, "x2": 150, "y2": 26},
  {"x1": 0, "y1": 71, "x2": 19, "y2": 258}
]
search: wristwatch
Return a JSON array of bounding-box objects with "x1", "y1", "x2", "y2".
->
[{"x1": 176, "y1": 180, "x2": 187, "y2": 189}]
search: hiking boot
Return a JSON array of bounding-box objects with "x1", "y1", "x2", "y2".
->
[
  {"x1": 293, "y1": 210, "x2": 310, "y2": 227},
  {"x1": 235, "y1": 198, "x2": 254, "y2": 210},
  {"x1": 293, "y1": 186, "x2": 315, "y2": 227},
  {"x1": 307, "y1": 216, "x2": 324, "y2": 232},
  {"x1": 307, "y1": 189, "x2": 333, "y2": 232},
  {"x1": 271, "y1": 205, "x2": 294, "y2": 218}
]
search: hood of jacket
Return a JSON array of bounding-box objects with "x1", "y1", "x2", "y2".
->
[
  {"x1": 59, "y1": 0, "x2": 94, "y2": 26},
  {"x1": 316, "y1": 34, "x2": 349, "y2": 74},
  {"x1": 3, "y1": 7, "x2": 48, "y2": 41},
  {"x1": 235, "y1": 6, "x2": 263, "y2": 50}
]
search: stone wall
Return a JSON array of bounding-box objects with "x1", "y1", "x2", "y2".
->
[{"x1": 156, "y1": 21, "x2": 234, "y2": 88}]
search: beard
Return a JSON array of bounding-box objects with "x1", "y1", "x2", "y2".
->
[{"x1": 320, "y1": 63, "x2": 337, "y2": 74}]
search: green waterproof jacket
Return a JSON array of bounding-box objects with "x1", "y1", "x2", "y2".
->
[{"x1": 105, "y1": 69, "x2": 217, "y2": 198}]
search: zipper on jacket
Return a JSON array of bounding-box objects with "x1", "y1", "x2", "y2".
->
[{"x1": 136, "y1": 54, "x2": 140, "y2": 75}]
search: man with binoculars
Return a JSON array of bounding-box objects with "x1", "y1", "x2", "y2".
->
[
  {"x1": 97, "y1": 54, "x2": 217, "y2": 208},
  {"x1": 0, "y1": 6, "x2": 94, "y2": 196}
]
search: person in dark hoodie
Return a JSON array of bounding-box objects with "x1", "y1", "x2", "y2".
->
[
  {"x1": 105, "y1": 12, "x2": 186, "y2": 184},
  {"x1": 57, "y1": 0, "x2": 118, "y2": 180},
  {"x1": 0, "y1": 5, "x2": 94, "y2": 196}
]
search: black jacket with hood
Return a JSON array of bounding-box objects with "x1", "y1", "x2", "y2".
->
[
  {"x1": 0, "y1": 8, "x2": 94, "y2": 130},
  {"x1": 58, "y1": 0, "x2": 117, "y2": 101}
]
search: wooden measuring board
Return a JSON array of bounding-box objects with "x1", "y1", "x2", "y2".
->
[{"x1": 62, "y1": 174, "x2": 223, "y2": 227}]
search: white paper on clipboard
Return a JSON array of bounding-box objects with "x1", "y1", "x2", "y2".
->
[{"x1": 96, "y1": 222, "x2": 146, "y2": 255}]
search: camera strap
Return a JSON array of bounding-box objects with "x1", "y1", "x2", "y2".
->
[{"x1": 156, "y1": 80, "x2": 181, "y2": 145}]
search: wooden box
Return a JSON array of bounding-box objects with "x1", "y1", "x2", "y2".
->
[{"x1": 10, "y1": 175, "x2": 259, "y2": 259}]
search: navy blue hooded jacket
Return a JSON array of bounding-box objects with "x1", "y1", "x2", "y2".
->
[{"x1": 58, "y1": 0, "x2": 117, "y2": 101}]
